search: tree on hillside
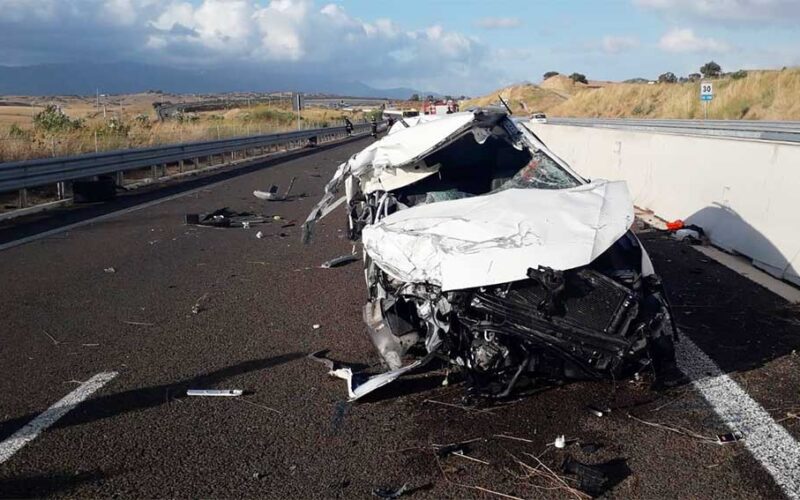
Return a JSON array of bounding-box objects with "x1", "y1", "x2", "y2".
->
[
  {"x1": 700, "y1": 61, "x2": 722, "y2": 78},
  {"x1": 658, "y1": 72, "x2": 677, "y2": 83},
  {"x1": 730, "y1": 70, "x2": 748, "y2": 80},
  {"x1": 569, "y1": 72, "x2": 588, "y2": 84},
  {"x1": 409, "y1": 93, "x2": 420, "y2": 101},
  {"x1": 687, "y1": 73, "x2": 702, "y2": 81},
  {"x1": 543, "y1": 71, "x2": 559, "y2": 80}
]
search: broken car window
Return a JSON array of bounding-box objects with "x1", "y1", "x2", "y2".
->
[{"x1": 494, "y1": 148, "x2": 581, "y2": 191}]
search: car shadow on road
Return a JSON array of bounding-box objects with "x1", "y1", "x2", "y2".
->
[
  {"x1": 0, "y1": 352, "x2": 305, "y2": 443},
  {"x1": 637, "y1": 209, "x2": 800, "y2": 377},
  {"x1": 0, "y1": 469, "x2": 120, "y2": 498}
]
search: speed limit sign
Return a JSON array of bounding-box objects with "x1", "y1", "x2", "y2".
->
[{"x1": 700, "y1": 81, "x2": 713, "y2": 101}]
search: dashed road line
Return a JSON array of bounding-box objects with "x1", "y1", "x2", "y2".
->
[
  {"x1": 0, "y1": 371, "x2": 118, "y2": 464},
  {"x1": 677, "y1": 335, "x2": 800, "y2": 499}
]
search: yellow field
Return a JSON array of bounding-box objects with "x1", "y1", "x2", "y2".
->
[
  {"x1": 0, "y1": 94, "x2": 368, "y2": 162},
  {"x1": 0, "y1": 105, "x2": 44, "y2": 126}
]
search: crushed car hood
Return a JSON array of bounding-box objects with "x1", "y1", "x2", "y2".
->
[{"x1": 362, "y1": 179, "x2": 634, "y2": 291}]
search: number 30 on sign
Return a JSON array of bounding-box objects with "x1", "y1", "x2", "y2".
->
[{"x1": 700, "y1": 82, "x2": 713, "y2": 101}]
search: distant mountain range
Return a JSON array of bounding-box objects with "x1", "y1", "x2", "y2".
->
[{"x1": 0, "y1": 62, "x2": 434, "y2": 99}]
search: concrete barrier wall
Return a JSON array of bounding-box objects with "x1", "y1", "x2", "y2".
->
[{"x1": 527, "y1": 123, "x2": 800, "y2": 286}]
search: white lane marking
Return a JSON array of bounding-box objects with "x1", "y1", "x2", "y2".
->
[
  {"x1": 0, "y1": 371, "x2": 118, "y2": 464},
  {"x1": 676, "y1": 335, "x2": 800, "y2": 499}
]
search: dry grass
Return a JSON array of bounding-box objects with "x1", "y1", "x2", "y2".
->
[
  {"x1": 0, "y1": 97, "x2": 365, "y2": 162},
  {"x1": 461, "y1": 83, "x2": 568, "y2": 114},
  {"x1": 0, "y1": 105, "x2": 44, "y2": 126},
  {"x1": 463, "y1": 68, "x2": 800, "y2": 120}
]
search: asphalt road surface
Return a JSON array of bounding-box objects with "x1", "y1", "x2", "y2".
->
[{"x1": 1, "y1": 137, "x2": 799, "y2": 499}]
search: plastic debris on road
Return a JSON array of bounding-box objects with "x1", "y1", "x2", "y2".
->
[
  {"x1": 185, "y1": 208, "x2": 266, "y2": 229},
  {"x1": 192, "y1": 293, "x2": 208, "y2": 314},
  {"x1": 372, "y1": 484, "x2": 408, "y2": 499},
  {"x1": 254, "y1": 177, "x2": 297, "y2": 201},
  {"x1": 717, "y1": 432, "x2": 744, "y2": 444},
  {"x1": 186, "y1": 389, "x2": 243, "y2": 397},
  {"x1": 562, "y1": 456, "x2": 610, "y2": 497}
]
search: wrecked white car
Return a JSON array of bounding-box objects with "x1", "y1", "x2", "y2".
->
[{"x1": 304, "y1": 109, "x2": 679, "y2": 400}]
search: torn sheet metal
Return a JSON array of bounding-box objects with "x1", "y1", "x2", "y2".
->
[
  {"x1": 303, "y1": 113, "x2": 476, "y2": 241},
  {"x1": 330, "y1": 357, "x2": 431, "y2": 401},
  {"x1": 309, "y1": 349, "x2": 433, "y2": 401},
  {"x1": 361, "y1": 161, "x2": 441, "y2": 194},
  {"x1": 304, "y1": 108, "x2": 679, "y2": 401},
  {"x1": 321, "y1": 253, "x2": 359, "y2": 269},
  {"x1": 351, "y1": 113, "x2": 474, "y2": 175},
  {"x1": 387, "y1": 114, "x2": 444, "y2": 135},
  {"x1": 362, "y1": 180, "x2": 634, "y2": 291}
]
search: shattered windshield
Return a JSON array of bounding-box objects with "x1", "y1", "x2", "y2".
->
[{"x1": 494, "y1": 148, "x2": 581, "y2": 191}]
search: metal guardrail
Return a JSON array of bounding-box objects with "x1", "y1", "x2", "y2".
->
[
  {"x1": 0, "y1": 124, "x2": 372, "y2": 193},
  {"x1": 545, "y1": 117, "x2": 800, "y2": 143}
]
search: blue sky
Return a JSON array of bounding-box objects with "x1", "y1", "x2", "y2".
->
[{"x1": 1, "y1": 0, "x2": 799, "y2": 95}]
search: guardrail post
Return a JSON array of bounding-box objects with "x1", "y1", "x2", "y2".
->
[
  {"x1": 56, "y1": 182, "x2": 66, "y2": 200},
  {"x1": 193, "y1": 158, "x2": 200, "y2": 170},
  {"x1": 151, "y1": 165, "x2": 158, "y2": 179},
  {"x1": 116, "y1": 171, "x2": 124, "y2": 186},
  {"x1": 178, "y1": 159, "x2": 184, "y2": 173},
  {"x1": 18, "y1": 188, "x2": 28, "y2": 208}
]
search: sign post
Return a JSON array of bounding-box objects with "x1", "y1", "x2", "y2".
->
[
  {"x1": 292, "y1": 92, "x2": 304, "y2": 130},
  {"x1": 700, "y1": 81, "x2": 713, "y2": 120}
]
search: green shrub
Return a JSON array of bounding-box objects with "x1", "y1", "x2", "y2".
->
[
  {"x1": 248, "y1": 107, "x2": 296, "y2": 123},
  {"x1": 33, "y1": 105, "x2": 83, "y2": 132},
  {"x1": 569, "y1": 72, "x2": 588, "y2": 84},
  {"x1": 8, "y1": 123, "x2": 30, "y2": 139}
]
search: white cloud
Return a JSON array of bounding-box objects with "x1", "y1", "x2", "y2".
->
[
  {"x1": 634, "y1": 0, "x2": 800, "y2": 24},
  {"x1": 658, "y1": 28, "x2": 730, "y2": 52},
  {"x1": 0, "y1": 0, "x2": 60, "y2": 22},
  {"x1": 475, "y1": 16, "x2": 522, "y2": 29},
  {"x1": 0, "y1": 0, "x2": 495, "y2": 94},
  {"x1": 102, "y1": 0, "x2": 160, "y2": 26},
  {"x1": 601, "y1": 35, "x2": 640, "y2": 53}
]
